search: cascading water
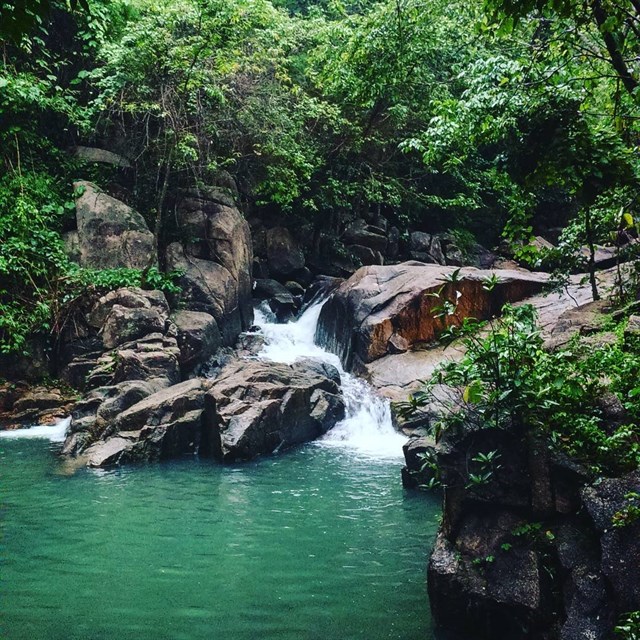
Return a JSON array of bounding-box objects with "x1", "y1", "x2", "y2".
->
[
  {"x1": 0, "y1": 416, "x2": 70, "y2": 442},
  {"x1": 254, "y1": 301, "x2": 407, "y2": 458}
]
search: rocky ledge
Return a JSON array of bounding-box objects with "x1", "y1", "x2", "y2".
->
[
  {"x1": 63, "y1": 358, "x2": 344, "y2": 467},
  {"x1": 425, "y1": 415, "x2": 640, "y2": 640},
  {"x1": 315, "y1": 262, "x2": 548, "y2": 372}
]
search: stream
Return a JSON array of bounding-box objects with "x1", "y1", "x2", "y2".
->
[{"x1": 0, "y1": 302, "x2": 441, "y2": 640}]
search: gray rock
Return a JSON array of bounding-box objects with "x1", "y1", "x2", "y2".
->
[
  {"x1": 253, "y1": 279, "x2": 298, "y2": 322},
  {"x1": 205, "y1": 358, "x2": 344, "y2": 461},
  {"x1": 166, "y1": 243, "x2": 242, "y2": 345},
  {"x1": 102, "y1": 306, "x2": 165, "y2": 350},
  {"x1": 87, "y1": 287, "x2": 169, "y2": 330},
  {"x1": 171, "y1": 310, "x2": 221, "y2": 375},
  {"x1": 343, "y1": 219, "x2": 387, "y2": 253},
  {"x1": 176, "y1": 191, "x2": 253, "y2": 329},
  {"x1": 410, "y1": 232, "x2": 445, "y2": 265},
  {"x1": 266, "y1": 227, "x2": 305, "y2": 276},
  {"x1": 73, "y1": 181, "x2": 156, "y2": 270},
  {"x1": 74, "y1": 146, "x2": 131, "y2": 168}
]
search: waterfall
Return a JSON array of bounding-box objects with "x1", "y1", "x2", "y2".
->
[
  {"x1": 0, "y1": 416, "x2": 71, "y2": 442},
  {"x1": 254, "y1": 302, "x2": 406, "y2": 459}
]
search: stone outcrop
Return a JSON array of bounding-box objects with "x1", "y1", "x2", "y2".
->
[
  {"x1": 266, "y1": 226, "x2": 305, "y2": 276},
  {"x1": 72, "y1": 181, "x2": 156, "y2": 270},
  {"x1": 60, "y1": 288, "x2": 184, "y2": 456},
  {"x1": 315, "y1": 262, "x2": 548, "y2": 372},
  {"x1": 205, "y1": 358, "x2": 344, "y2": 461},
  {"x1": 171, "y1": 310, "x2": 221, "y2": 376},
  {"x1": 63, "y1": 357, "x2": 344, "y2": 467},
  {"x1": 82, "y1": 379, "x2": 212, "y2": 466},
  {"x1": 0, "y1": 383, "x2": 76, "y2": 428},
  {"x1": 426, "y1": 414, "x2": 640, "y2": 640}
]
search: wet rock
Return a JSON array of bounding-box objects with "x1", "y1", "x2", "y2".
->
[
  {"x1": 428, "y1": 521, "x2": 554, "y2": 640},
  {"x1": 83, "y1": 379, "x2": 212, "y2": 466},
  {"x1": 285, "y1": 281, "x2": 306, "y2": 297},
  {"x1": 205, "y1": 358, "x2": 344, "y2": 461},
  {"x1": 73, "y1": 181, "x2": 156, "y2": 269},
  {"x1": 401, "y1": 436, "x2": 436, "y2": 489},
  {"x1": 582, "y1": 472, "x2": 640, "y2": 612},
  {"x1": 253, "y1": 279, "x2": 298, "y2": 323},
  {"x1": 0, "y1": 385, "x2": 76, "y2": 427},
  {"x1": 266, "y1": 227, "x2": 305, "y2": 276},
  {"x1": 171, "y1": 310, "x2": 221, "y2": 376},
  {"x1": 316, "y1": 263, "x2": 548, "y2": 371}
]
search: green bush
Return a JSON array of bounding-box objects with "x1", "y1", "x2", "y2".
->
[{"x1": 396, "y1": 304, "x2": 640, "y2": 475}]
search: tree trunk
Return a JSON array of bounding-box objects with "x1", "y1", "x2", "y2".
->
[{"x1": 585, "y1": 206, "x2": 600, "y2": 301}]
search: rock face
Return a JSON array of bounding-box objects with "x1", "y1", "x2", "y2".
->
[
  {"x1": 171, "y1": 310, "x2": 221, "y2": 376},
  {"x1": 64, "y1": 357, "x2": 344, "y2": 467},
  {"x1": 266, "y1": 227, "x2": 305, "y2": 276},
  {"x1": 205, "y1": 358, "x2": 345, "y2": 461},
  {"x1": 61, "y1": 288, "x2": 184, "y2": 456},
  {"x1": 73, "y1": 181, "x2": 156, "y2": 269},
  {"x1": 426, "y1": 413, "x2": 640, "y2": 640},
  {"x1": 316, "y1": 263, "x2": 548, "y2": 371},
  {"x1": 166, "y1": 190, "x2": 253, "y2": 346},
  {"x1": 0, "y1": 383, "x2": 76, "y2": 428},
  {"x1": 82, "y1": 379, "x2": 212, "y2": 466}
]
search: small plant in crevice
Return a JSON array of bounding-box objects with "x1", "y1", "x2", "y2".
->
[
  {"x1": 413, "y1": 449, "x2": 442, "y2": 490},
  {"x1": 612, "y1": 492, "x2": 640, "y2": 529},
  {"x1": 615, "y1": 611, "x2": 640, "y2": 640},
  {"x1": 466, "y1": 449, "x2": 501, "y2": 489}
]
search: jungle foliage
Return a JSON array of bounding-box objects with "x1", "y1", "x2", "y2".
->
[{"x1": 0, "y1": 0, "x2": 639, "y2": 355}]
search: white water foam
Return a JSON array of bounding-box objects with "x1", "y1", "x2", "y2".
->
[
  {"x1": 0, "y1": 416, "x2": 70, "y2": 442},
  {"x1": 254, "y1": 302, "x2": 406, "y2": 459}
]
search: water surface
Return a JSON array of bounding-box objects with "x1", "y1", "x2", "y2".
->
[{"x1": 1, "y1": 439, "x2": 439, "y2": 640}]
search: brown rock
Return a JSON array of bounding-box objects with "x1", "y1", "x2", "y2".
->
[{"x1": 316, "y1": 262, "x2": 548, "y2": 371}]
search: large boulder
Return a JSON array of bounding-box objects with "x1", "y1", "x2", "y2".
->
[
  {"x1": 83, "y1": 379, "x2": 212, "y2": 466},
  {"x1": 176, "y1": 190, "x2": 253, "y2": 330},
  {"x1": 315, "y1": 263, "x2": 549, "y2": 371},
  {"x1": 73, "y1": 181, "x2": 155, "y2": 269},
  {"x1": 166, "y1": 243, "x2": 244, "y2": 345},
  {"x1": 204, "y1": 358, "x2": 344, "y2": 461}
]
